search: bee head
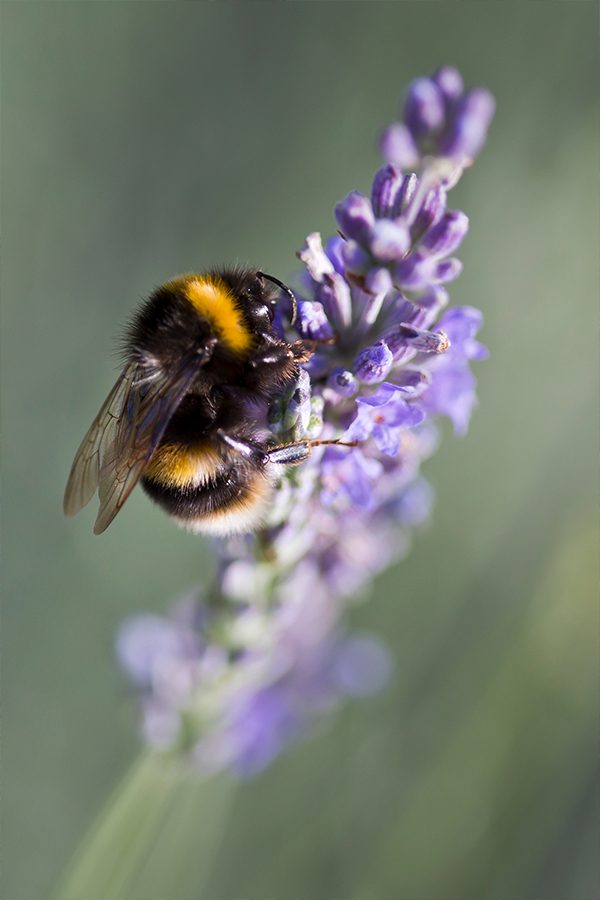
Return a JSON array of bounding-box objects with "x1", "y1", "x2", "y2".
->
[
  {"x1": 201, "y1": 268, "x2": 297, "y2": 334},
  {"x1": 255, "y1": 271, "x2": 297, "y2": 326}
]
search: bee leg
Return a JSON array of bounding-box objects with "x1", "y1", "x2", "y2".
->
[
  {"x1": 215, "y1": 430, "x2": 270, "y2": 464},
  {"x1": 216, "y1": 430, "x2": 357, "y2": 468},
  {"x1": 249, "y1": 347, "x2": 294, "y2": 368},
  {"x1": 265, "y1": 438, "x2": 358, "y2": 467},
  {"x1": 288, "y1": 338, "x2": 336, "y2": 364}
]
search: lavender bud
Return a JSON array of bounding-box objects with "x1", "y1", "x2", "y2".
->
[
  {"x1": 420, "y1": 210, "x2": 469, "y2": 257},
  {"x1": 297, "y1": 300, "x2": 334, "y2": 341},
  {"x1": 364, "y1": 267, "x2": 393, "y2": 296},
  {"x1": 388, "y1": 367, "x2": 431, "y2": 396},
  {"x1": 440, "y1": 87, "x2": 496, "y2": 162},
  {"x1": 371, "y1": 165, "x2": 405, "y2": 218},
  {"x1": 334, "y1": 191, "x2": 375, "y2": 243},
  {"x1": 319, "y1": 271, "x2": 352, "y2": 330},
  {"x1": 432, "y1": 66, "x2": 464, "y2": 103},
  {"x1": 393, "y1": 253, "x2": 431, "y2": 291},
  {"x1": 403, "y1": 285, "x2": 448, "y2": 332},
  {"x1": 385, "y1": 295, "x2": 419, "y2": 328},
  {"x1": 297, "y1": 231, "x2": 335, "y2": 283},
  {"x1": 412, "y1": 284, "x2": 449, "y2": 312},
  {"x1": 411, "y1": 183, "x2": 447, "y2": 240},
  {"x1": 327, "y1": 368, "x2": 359, "y2": 398},
  {"x1": 342, "y1": 240, "x2": 371, "y2": 275},
  {"x1": 369, "y1": 219, "x2": 411, "y2": 263},
  {"x1": 324, "y1": 235, "x2": 346, "y2": 274},
  {"x1": 396, "y1": 254, "x2": 461, "y2": 291},
  {"x1": 432, "y1": 257, "x2": 463, "y2": 283},
  {"x1": 394, "y1": 172, "x2": 418, "y2": 216},
  {"x1": 404, "y1": 77, "x2": 445, "y2": 138},
  {"x1": 379, "y1": 122, "x2": 419, "y2": 169},
  {"x1": 116, "y1": 615, "x2": 194, "y2": 689},
  {"x1": 386, "y1": 324, "x2": 450, "y2": 356},
  {"x1": 354, "y1": 340, "x2": 394, "y2": 384}
]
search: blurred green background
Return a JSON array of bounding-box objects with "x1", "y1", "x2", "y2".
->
[{"x1": 2, "y1": 2, "x2": 598, "y2": 898}]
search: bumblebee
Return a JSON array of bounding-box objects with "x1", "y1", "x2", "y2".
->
[{"x1": 64, "y1": 268, "x2": 349, "y2": 535}]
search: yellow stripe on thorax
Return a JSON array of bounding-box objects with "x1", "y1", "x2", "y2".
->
[
  {"x1": 167, "y1": 274, "x2": 253, "y2": 356},
  {"x1": 145, "y1": 441, "x2": 222, "y2": 488}
]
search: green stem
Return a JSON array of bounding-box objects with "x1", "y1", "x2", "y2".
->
[{"x1": 53, "y1": 753, "x2": 236, "y2": 900}]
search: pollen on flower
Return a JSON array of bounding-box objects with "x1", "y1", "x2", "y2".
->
[{"x1": 436, "y1": 331, "x2": 450, "y2": 352}]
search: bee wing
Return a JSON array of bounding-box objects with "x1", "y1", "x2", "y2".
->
[
  {"x1": 63, "y1": 362, "x2": 138, "y2": 519},
  {"x1": 93, "y1": 357, "x2": 203, "y2": 534},
  {"x1": 64, "y1": 353, "x2": 205, "y2": 534}
]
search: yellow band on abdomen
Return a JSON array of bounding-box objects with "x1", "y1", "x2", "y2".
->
[{"x1": 144, "y1": 441, "x2": 222, "y2": 488}]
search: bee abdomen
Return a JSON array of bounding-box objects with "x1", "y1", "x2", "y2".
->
[{"x1": 141, "y1": 458, "x2": 274, "y2": 536}]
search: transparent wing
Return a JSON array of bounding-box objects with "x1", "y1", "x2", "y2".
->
[
  {"x1": 93, "y1": 357, "x2": 202, "y2": 534},
  {"x1": 63, "y1": 362, "x2": 138, "y2": 518},
  {"x1": 64, "y1": 353, "x2": 205, "y2": 534}
]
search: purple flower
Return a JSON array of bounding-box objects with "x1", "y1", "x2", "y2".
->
[
  {"x1": 365, "y1": 267, "x2": 393, "y2": 296},
  {"x1": 440, "y1": 88, "x2": 496, "y2": 162},
  {"x1": 369, "y1": 219, "x2": 411, "y2": 262},
  {"x1": 404, "y1": 77, "x2": 446, "y2": 138},
  {"x1": 433, "y1": 65, "x2": 464, "y2": 102},
  {"x1": 116, "y1": 66, "x2": 493, "y2": 778},
  {"x1": 394, "y1": 253, "x2": 463, "y2": 292},
  {"x1": 319, "y1": 271, "x2": 352, "y2": 331},
  {"x1": 420, "y1": 210, "x2": 469, "y2": 257},
  {"x1": 385, "y1": 324, "x2": 450, "y2": 358},
  {"x1": 436, "y1": 306, "x2": 488, "y2": 360},
  {"x1": 321, "y1": 447, "x2": 383, "y2": 509},
  {"x1": 371, "y1": 165, "x2": 414, "y2": 218},
  {"x1": 354, "y1": 340, "x2": 394, "y2": 384},
  {"x1": 346, "y1": 383, "x2": 425, "y2": 455},
  {"x1": 225, "y1": 687, "x2": 299, "y2": 776},
  {"x1": 327, "y1": 367, "x2": 359, "y2": 398},
  {"x1": 421, "y1": 307, "x2": 487, "y2": 434},
  {"x1": 335, "y1": 191, "x2": 376, "y2": 244},
  {"x1": 297, "y1": 300, "x2": 334, "y2": 341},
  {"x1": 116, "y1": 614, "x2": 199, "y2": 689},
  {"x1": 422, "y1": 360, "x2": 478, "y2": 436},
  {"x1": 333, "y1": 156, "x2": 468, "y2": 301},
  {"x1": 323, "y1": 234, "x2": 347, "y2": 275},
  {"x1": 379, "y1": 122, "x2": 420, "y2": 170},
  {"x1": 381, "y1": 66, "x2": 495, "y2": 166},
  {"x1": 411, "y1": 183, "x2": 446, "y2": 240}
]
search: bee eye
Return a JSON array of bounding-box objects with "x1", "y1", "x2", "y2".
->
[
  {"x1": 254, "y1": 302, "x2": 274, "y2": 322},
  {"x1": 255, "y1": 271, "x2": 297, "y2": 327}
]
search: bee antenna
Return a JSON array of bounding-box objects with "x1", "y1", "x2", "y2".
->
[{"x1": 257, "y1": 271, "x2": 298, "y2": 326}]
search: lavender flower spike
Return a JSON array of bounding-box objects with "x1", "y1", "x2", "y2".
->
[{"x1": 117, "y1": 66, "x2": 494, "y2": 777}]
